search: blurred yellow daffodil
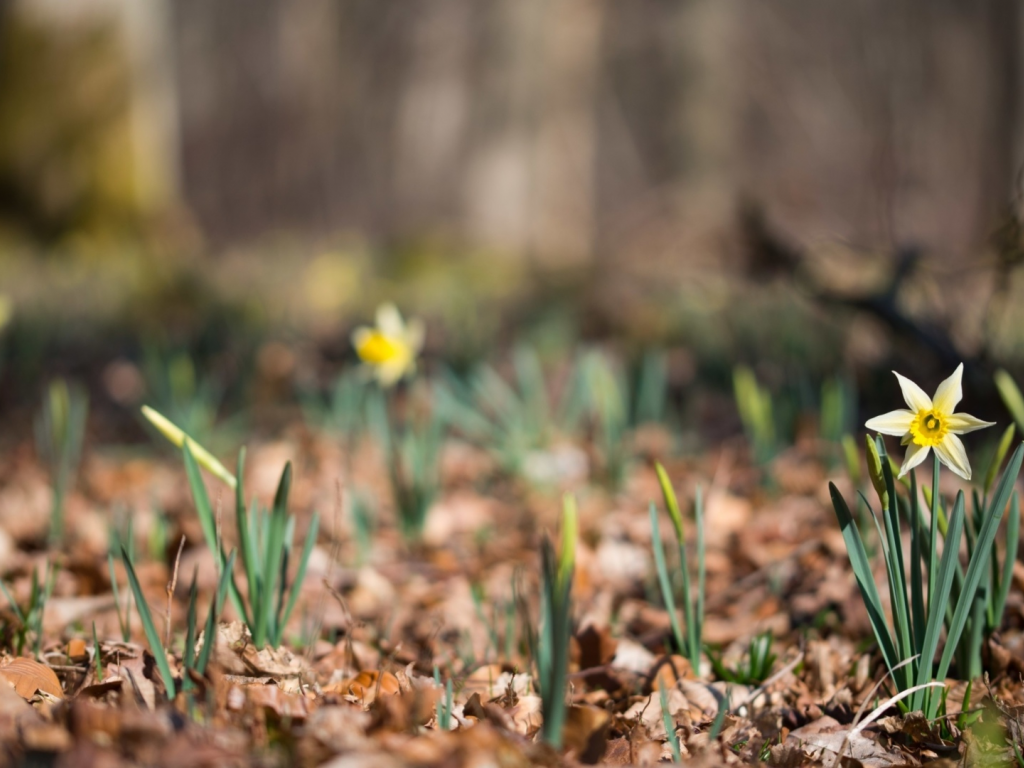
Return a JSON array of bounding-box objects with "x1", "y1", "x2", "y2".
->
[
  {"x1": 865, "y1": 363, "x2": 994, "y2": 480},
  {"x1": 351, "y1": 303, "x2": 424, "y2": 387}
]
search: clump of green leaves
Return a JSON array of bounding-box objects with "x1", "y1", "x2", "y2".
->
[
  {"x1": 708, "y1": 631, "x2": 776, "y2": 685},
  {"x1": 437, "y1": 346, "x2": 569, "y2": 480},
  {"x1": 830, "y1": 436, "x2": 1023, "y2": 717},
  {"x1": 301, "y1": 368, "x2": 369, "y2": 439},
  {"x1": 572, "y1": 349, "x2": 670, "y2": 491},
  {"x1": 186, "y1": 445, "x2": 319, "y2": 649},
  {"x1": 35, "y1": 379, "x2": 88, "y2": 545},
  {"x1": 142, "y1": 406, "x2": 320, "y2": 650},
  {"x1": 649, "y1": 463, "x2": 704, "y2": 673},
  {"x1": 535, "y1": 495, "x2": 577, "y2": 749},
  {"x1": 0, "y1": 562, "x2": 57, "y2": 657}
]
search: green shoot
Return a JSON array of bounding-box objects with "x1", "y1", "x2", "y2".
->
[
  {"x1": 433, "y1": 667, "x2": 454, "y2": 731},
  {"x1": 650, "y1": 463, "x2": 704, "y2": 672},
  {"x1": 108, "y1": 519, "x2": 135, "y2": 642},
  {"x1": 537, "y1": 494, "x2": 577, "y2": 749},
  {"x1": 35, "y1": 379, "x2": 88, "y2": 546},
  {"x1": 658, "y1": 682, "x2": 682, "y2": 762},
  {"x1": 708, "y1": 687, "x2": 731, "y2": 742},
  {"x1": 708, "y1": 631, "x2": 776, "y2": 685},
  {"x1": 367, "y1": 388, "x2": 442, "y2": 542},
  {"x1": 733, "y1": 366, "x2": 775, "y2": 464},
  {"x1": 92, "y1": 622, "x2": 103, "y2": 681},
  {"x1": 120, "y1": 546, "x2": 177, "y2": 699},
  {"x1": 0, "y1": 562, "x2": 57, "y2": 657}
]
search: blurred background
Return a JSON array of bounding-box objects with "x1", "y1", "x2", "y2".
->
[{"x1": 1, "y1": 0, "x2": 1023, "y2": 444}]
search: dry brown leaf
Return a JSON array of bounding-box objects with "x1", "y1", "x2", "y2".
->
[
  {"x1": 0, "y1": 658, "x2": 64, "y2": 700},
  {"x1": 67, "y1": 638, "x2": 88, "y2": 663},
  {"x1": 325, "y1": 670, "x2": 401, "y2": 704},
  {"x1": 562, "y1": 704, "x2": 610, "y2": 761},
  {"x1": 242, "y1": 681, "x2": 313, "y2": 719}
]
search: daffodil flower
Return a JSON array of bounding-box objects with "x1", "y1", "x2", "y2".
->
[
  {"x1": 865, "y1": 363, "x2": 994, "y2": 480},
  {"x1": 351, "y1": 303, "x2": 424, "y2": 387}
]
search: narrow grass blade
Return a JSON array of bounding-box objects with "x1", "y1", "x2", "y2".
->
[
  {"x1": 911, "y1": 491, "x2": 964, "y2": 712},
  {"x1": 909, "y1": 473, "x2": 925, "y2": 656},
  {"x1": 830, "y1": 484, "x2": 899, "y2": 675},
  {"x1": 928, "y1": 454, "x2": 940, "y2": 622},
  {"x1": 92, "y1": 622, "x2": 103, "y2": 681},
  {"x1": 650, "y1": 503, "x2": 686, "y2": 656},
  {"x1": 183, "y1": 442, "x2": 218, "y2": 556},
  {"x1": 695, "y1": 484, "x2": 705, "y2": 666},
  {"x1": 708, "y1": 687, "x2": 730, "y2": 741},
  {"x1": 255, "y1": 463, "x2": 292, "y2": 647},
  {"x1": 120, "y1": 546, "x2": 176, "y2": 699},
  {"x1": 993, "y1": 492, "x2": 1020, "y2": 630},
  {"x1": 279, "y1": 513, "x2": 319, "y2": 640},
  {"x1": 658, "y1": 683, "x2": 682, "y2": 762},
  {"x1": 195, "y1": 550, "x2": 235, "y2": 676},
  {"x1": 878, "y1": 440, "x2": 913, "y2": 677},
  {"x1": 233, "y1": 451, "x2": 259, "y2": 629}
]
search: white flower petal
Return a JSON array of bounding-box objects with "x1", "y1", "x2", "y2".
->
[
  {"x1": 865, "y1": 409, "x2": 915, "y2": 436},
  {"x1": 945, "y1": 412, "x2": 995, "y2": 435},
  {"x1": 898, "y1": 443, "x2": 931, "y2": 478},
  {"x1": 376, "y1": 303, "x2": 405, "y2": 337},
  {"x1": 932, "y1": 363, "x2": 963, "y2": 414},
  {"x1": 934, "y1": 434, "x2": 971, "y2": 480},
  {"x1": 894, "y1": 372, "x2": 932, "y2": 412}
]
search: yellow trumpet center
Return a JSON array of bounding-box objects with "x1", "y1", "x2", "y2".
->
[
  {"x1": 909, "y1": 409, "x2": 948, "y2": 447},
  {"x1": 356, "y1": 331, "x2": 405, "y2": 365}
]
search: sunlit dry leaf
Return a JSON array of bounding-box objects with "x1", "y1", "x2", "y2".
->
[
  {"x1": 325, "y1": 670, "x2": 401, "y2": 705},
  {"x1": 649, "y1": 655, "x2": 694, "y2": 689},
  {"x1": 0, "y1": 658, "x2": 64, "y2": 700},
  {"x1": 66, "y1": 638, "x2": 88, "y2": 663},
  {"x1": 242, "y1": 681, "x2": 312, "y2": 719},
  {"x1": 788, "y1": 715, "x2": 907, "y2": 767}
]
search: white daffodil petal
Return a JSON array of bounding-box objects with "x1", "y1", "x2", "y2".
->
[
  {"x1": 945, "y1": 412, "x2": 996, "y2": 435},
  {"x1": 934, "y1": 434, "x2": 971, "y2": 480},
  {"x1": 931, "y1": 363, "x2": 963, "y2": 414},
  {"x1": 894, "y1": 372, "x2": 933, "y2": 412},
  {"x1": 865, "y1": 409, "x2": 915, "y2": 436},
  {"x1": 376, "y1": 303, "x2": 405, "y2": 337},
  {"x1": 898, "y1": 442, "x2": 930, "y2": 478}
]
